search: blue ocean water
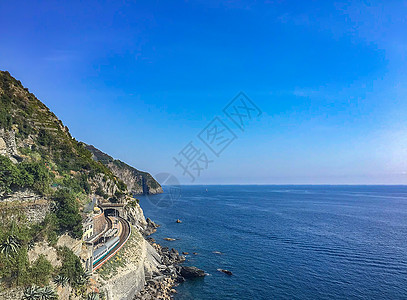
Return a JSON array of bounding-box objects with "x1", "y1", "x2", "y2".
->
[{"x1": 137, "y1": 185, "x2": 407, "y2": 300}]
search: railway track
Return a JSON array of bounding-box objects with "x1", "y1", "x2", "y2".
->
[{"x1": 93, "y1": 216, "x2": 131, "y2": 271}]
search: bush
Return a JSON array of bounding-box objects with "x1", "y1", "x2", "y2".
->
[{"x1": 0, "y1": 155, "x2": 51, "y2": 196}]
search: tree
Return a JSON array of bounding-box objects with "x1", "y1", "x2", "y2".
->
[
  {"x1": 57, "y1": 246, "x2": 84, "y2": 286},
  {"x1": 0, "y1": 155, "x2": 20, "y2": 194},
  {"x1": 53, "y1": 189, "x2": 83, "y2": 238},
  {"x1": 30, "y1": 255, "x2": 53, "y2": 285}
]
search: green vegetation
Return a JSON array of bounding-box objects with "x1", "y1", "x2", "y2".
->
[
  {"x1": 0, "y1": 155, "x2": 51, "y2": 195},
  {"x1": 30, "y1": 255, "x2": 53, "y2": 285},
  {"x1": 95, "y1": 185, "x2": 108, "y2": 199},
  {"x1": 22, "y1": 285, "x2": 58, "y2": 300},
  {"x1": 53, "y1": 190, "x2": 83, "y2": 239},
  {"x1": 0, "y1": 219, "x2": 54, "y2": 288},
  {"x1": 57, "y1": 246, "x2": 87, "y2": 287},
  {"x1": 53, "y1": 274, "x2": 69, "y2": 287},
  {"x1": 0, "y1": 70, "x2": 118, "y2": 192},
  {"x1": 125, "y1": 199, "x2": 140, "y2": 209}
]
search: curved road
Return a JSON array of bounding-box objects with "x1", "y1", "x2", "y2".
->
[{"x1": 93, "y1": 216, "x2": 131, "y2": 271}]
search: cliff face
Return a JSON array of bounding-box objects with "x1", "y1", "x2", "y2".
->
[
  {"x1": 85, "y1": 144, "x2": 163, "y2": 195},
  {"x1": 99, "y1": 229, "x2": 162, "y2": 300}
]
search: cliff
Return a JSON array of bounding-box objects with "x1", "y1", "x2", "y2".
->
[
  {"x1": 0, "y1": 70, "x2": 165, "y2": 300},
  {"x1": 85, "y1": 144, "x2": 163, "y2": 195}
]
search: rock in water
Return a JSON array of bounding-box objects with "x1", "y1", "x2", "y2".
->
[
  {"x1": 217, "y1": 269, "x2": 233, "y2": 276},
  {"x1": 180, "y1": 266, "x2": 206, "y2": 278}
]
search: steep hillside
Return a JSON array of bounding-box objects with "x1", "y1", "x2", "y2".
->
[
  {"x1": 0, "y1": 70, "x2": 161, "y2": 299},
  {"x1": 85, "y1": 145, "x2": 163, "y2": 195}
]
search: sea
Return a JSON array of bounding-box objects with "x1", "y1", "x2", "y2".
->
[{"x1": 137, "y1": 185, "x2": 407, "y2": 300}]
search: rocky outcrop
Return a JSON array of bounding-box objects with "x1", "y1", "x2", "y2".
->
[
  {"x1": 180, "y1": 266, "x2": 206, "y2": 279},
  {"x1": 89, "y1": 173, "x2": 120, "y2": 199},
  {"x1": 143, "y1": 218, "x2": 159, "y2": 236},
  {"x1": 85, "y1": 144, "x2": 163, "y2": 195},
  {"x1": 0, "y1": 128, "x2": 19, "y2": 162},
  {"x1": 126, "y1": 201, "x2": 148, "y2": 231},
  {"x1": 134, "y1": 240, "x2": 187, "y2": 300},
  {"x1": 217, "y1": 269, "x2": 233, "y2": 276}
]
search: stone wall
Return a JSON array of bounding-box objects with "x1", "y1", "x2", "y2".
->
[{"x1": 0, "y1": 189, "x2": 50, "y2": 224}]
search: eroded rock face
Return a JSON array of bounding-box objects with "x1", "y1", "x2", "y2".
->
[
  {"x1": 28, "y1": 241, "x2": 61, "y2": 267},
  {"x1": 126, "y1": 202, "x2": 148, "y2": 231},
  {"x1": 0, "y1": 128, "x2": 19, "y2": 162},
  {"x1": 107, "y1": 162, "x2": 163, "y2": 195},
  {"x1": 143, "y1": 218, "x2": 159, "y2": 236},
  {"x1": 101, "y1": 230, "x2": 162, "y2": 300},
  {"x1": 84, "y1": 144, "x2": 163, "y2": 195}
]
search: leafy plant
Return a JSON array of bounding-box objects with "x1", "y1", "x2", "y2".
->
[
  {"x1": 38, "y1": 286, "x2": 57, "y2": 300},
  {"x1": 22, "y1": 285, "x2": 41, "y2": 300},
  {"x1": 53, "y1": 274, "x2": 69, "y2": 287},
  {"x1": 0, "y1": 235, "x2": 21, "y2": 257},
  {"x1": 87, "y1": 292, "x2": 100, "y2": 300}
]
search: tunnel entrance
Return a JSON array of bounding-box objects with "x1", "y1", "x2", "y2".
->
[{"x1": 104, "y1": 208, "x2": 120, "y2": 217}]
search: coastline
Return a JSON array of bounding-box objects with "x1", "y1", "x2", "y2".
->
[
  {"x1": 134, "y1": 237, "x2": 185, "y2": 299},
  {"x1": 134, "y1": 219, "x2": 205, "y2": 300}
]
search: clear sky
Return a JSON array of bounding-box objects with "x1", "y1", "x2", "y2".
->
[{"x1": 1, "y1": 1, "x2": 407, "y2": 184}]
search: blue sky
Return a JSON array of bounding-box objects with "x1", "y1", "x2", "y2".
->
[{"x1": 1, "y1": 0, "x2": 407, "y2": 184}]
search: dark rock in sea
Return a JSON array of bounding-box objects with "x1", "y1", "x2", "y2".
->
[
  {"x1": 193, "y1": 252, "x2": 198, "y2": 255},
  {"x1": 176, "y1": 219, "x2": 182, "y2": 223},
  {"x1": 180, "y1": 266, "x2": 206, "y2": 278},
  {"x1": 175, "y1": 275, "x2": 186, "y2": 283},
  {"x1": 217, "y1": 268, "x2": 233, "y2": 276}
]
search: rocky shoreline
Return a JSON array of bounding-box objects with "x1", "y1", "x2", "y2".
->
[{"x1": 134, "y1": 230, "x2": 205, "y2": 299}]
